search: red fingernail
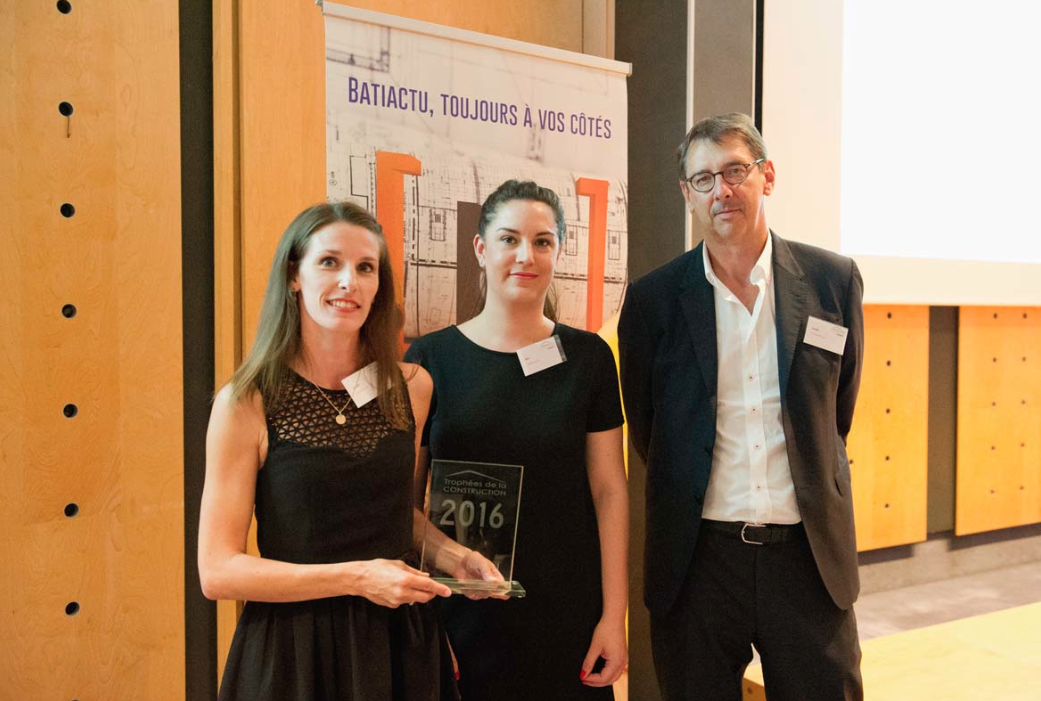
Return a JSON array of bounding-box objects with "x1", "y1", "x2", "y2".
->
[
  {"x1": 579, "y1": 670, "x2": 588, "y2": 680},
  {"x1": 454, "y1": 670, "x2": 460, "y2": 681}
]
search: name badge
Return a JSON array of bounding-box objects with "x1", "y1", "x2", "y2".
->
[
  {"x1": 516, "y1": 335, "x2": 567, "y2": 376},
  {"x1": 341, "y1": 362, "x2": 380, "y2": 407},
  {"x1": 804, "y1": 316, "x2": 848, "y2": 355}
]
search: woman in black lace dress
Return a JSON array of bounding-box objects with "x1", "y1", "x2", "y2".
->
[{"x1": 198, "y1": 202, "x2": 496, "y2": 701}]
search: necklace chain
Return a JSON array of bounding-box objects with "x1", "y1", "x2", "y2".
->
[{"x1": 309, "y1": 380, "x2": 352, "y2": 425}]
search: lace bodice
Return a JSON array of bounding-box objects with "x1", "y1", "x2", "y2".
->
[{"x1": 267, "y1": 371, "x2": 412, "y2": 459}]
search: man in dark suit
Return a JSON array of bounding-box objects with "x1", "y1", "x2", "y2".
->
[{"x1": 618, "y1": 113, "x2": 864, "y2": 701}]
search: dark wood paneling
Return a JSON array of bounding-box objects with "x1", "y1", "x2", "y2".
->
[
  {"x1": 615, "y1": 2, "x2": 691, "y2": 698},
  {"x1": 180, "y1": 0, "x2": 217, "y2": 696},
  {"x1": 927, "y1": 307, "x2": 958, "y2": 533}
]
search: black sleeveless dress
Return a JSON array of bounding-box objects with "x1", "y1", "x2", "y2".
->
[{"x1": 218, "y1": 371, "x2": 459, "y2": 701}]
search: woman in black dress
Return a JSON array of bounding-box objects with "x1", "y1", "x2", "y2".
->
[
  {"x1": 198, "y1": 202, "x2": 494, "y2": 701},
  {"x1": 406, "y1": 180, "x2": 630, "y2": 700}
]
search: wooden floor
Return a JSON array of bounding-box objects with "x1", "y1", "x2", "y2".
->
[{"x1": 743, "y1": 602, "x2": 1041, "y2": 700}]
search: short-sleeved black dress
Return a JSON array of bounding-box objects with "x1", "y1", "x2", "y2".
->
[
  {"x1": 217, "y1": 371, "x2": 459, "y2": 701},
  {"x1": 405, "y1": 324, "x2": 624, "y2": 701}
]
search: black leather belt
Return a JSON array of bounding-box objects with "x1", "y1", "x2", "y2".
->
[{"x1": 700, "y1": 519, "x2": 805, "y2": 545}]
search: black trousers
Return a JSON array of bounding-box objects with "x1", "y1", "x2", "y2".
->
[{"x1": 650, "y1": 524, "x2": 863, "y2": 701}]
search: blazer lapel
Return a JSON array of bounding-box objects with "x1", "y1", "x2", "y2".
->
[
  {"x1": 679, "y1": 242, "x2": 718, "y2": 400},
  {"x1": 772, "y1": 232, "x2": 808, "y2": 403}
]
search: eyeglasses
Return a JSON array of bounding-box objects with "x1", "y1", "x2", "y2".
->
[{"x1": 684, "y1": 158, "x2": 765, "y2": 193}]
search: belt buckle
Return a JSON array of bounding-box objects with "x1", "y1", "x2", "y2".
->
[{"x1": 741, "y1": 522, "x2": 766, "y2": 545}]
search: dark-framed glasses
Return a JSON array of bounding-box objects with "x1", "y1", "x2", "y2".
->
[{"x1": 685, "y1": 158, "x2": 765, "y2": 193}]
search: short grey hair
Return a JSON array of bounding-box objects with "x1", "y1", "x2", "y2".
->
[{"x1": 677, "y1": 112, "x2": 768, "y2": 179}]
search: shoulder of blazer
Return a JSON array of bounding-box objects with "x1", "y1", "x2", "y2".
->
[{"x1": 779, "y1": 235, "x2": 855, "y2": 280}]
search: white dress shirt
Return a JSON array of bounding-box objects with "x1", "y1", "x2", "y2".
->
[{"x1": 700, "y1": 236, "x2": 801, "y2": 524}]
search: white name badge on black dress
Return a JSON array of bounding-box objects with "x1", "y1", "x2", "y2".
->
[{"x1": 516, "y1": 334, "x2": 567, "y2": 376}]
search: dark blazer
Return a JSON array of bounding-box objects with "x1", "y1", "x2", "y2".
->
[{"x1": 618, "y1": 231, "x2": 864, "y2": 616}]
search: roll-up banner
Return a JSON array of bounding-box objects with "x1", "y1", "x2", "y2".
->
[{"x1": 322, "y1": 3, "x2": 631, "y2": 338}]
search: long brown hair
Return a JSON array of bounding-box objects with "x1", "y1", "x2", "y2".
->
[{"x1": 228, "y1": 201, "x2": 409, "y2": 428}]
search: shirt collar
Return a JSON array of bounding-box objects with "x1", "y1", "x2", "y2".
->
[{"x1": 702, "y1": 233, "x2": 774, "y2": 289}]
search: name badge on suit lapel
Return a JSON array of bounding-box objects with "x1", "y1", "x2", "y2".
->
[{"x1": 804, "y1": 316, "x2": 848, "y2": 355}]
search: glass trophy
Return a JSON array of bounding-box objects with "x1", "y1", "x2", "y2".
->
[{"x1": 420, "y1": 459, "x2": 526, "y2": 598}]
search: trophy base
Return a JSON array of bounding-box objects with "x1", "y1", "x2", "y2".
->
[{"x1": 433, "y1": 577, "x2": 526, "y2": 598}]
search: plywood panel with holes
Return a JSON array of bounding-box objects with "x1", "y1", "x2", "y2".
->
[
  {"x1": 956, "y1": 307, "x2": 1041, "y2": 535},
  {"x1": 0, "y1": 0, "x2": 184, "y2": 698},
  {"x1": 846, "y1": 305, "x2": 929, "y2": 551}
]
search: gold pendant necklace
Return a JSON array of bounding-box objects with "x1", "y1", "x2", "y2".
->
[{"x1": 310, "y1": 381, "x2": 352, "y2": 425}]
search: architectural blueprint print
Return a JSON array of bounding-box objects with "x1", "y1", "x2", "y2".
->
[{"x1": 325, "y1": 10, "x2": 629, "y2": 338}]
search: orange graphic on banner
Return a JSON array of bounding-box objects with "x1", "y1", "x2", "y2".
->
[
  {"x1": 576, "y1": 178, "x2": 609, "y2": 332},
  {"x1": 375, "y1": 151, "x2": 422, "y2": 350}
]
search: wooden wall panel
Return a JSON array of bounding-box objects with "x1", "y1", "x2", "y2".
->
[
  {"x1": 0, "y1": 0, "x2": 184, "y2": 698},
  {"x1": 239, "y1": 0, "x2": 326, "y2": 351},
  {"x1": 213, "y1": 0, "x2": 245, "y2": 682},
  {"x1": 956, "y1": 307, "x2": 1041, "y2": 535},
  {"x1": 847, "y1": 305, "x2": 930, "y2": 551},
  {"x1": 328, "y1": 0, "x2": 587, "y2": 54}
]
